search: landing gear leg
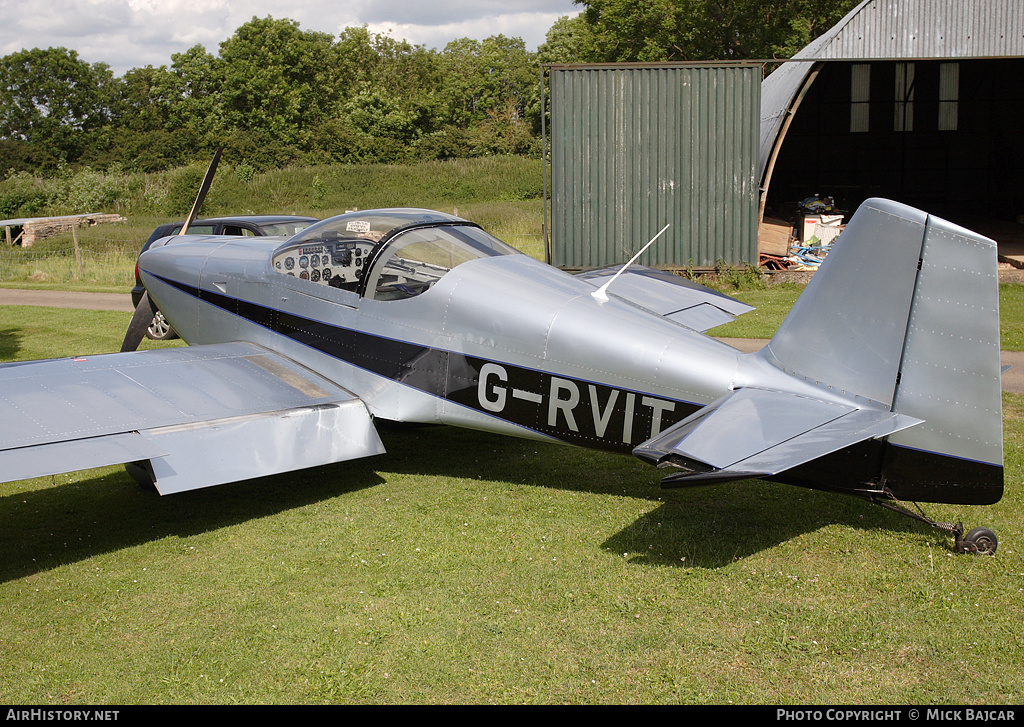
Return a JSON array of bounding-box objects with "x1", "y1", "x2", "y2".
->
[
  {"x1": 125, "y1": 460, "x2": 157, "y2": 492},
  {"x1": 871, "y1": 495, "x2": 997, "y2": 555}
]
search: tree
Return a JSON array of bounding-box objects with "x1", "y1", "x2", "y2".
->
[
  {"x1": 114, "y1": 65, "x2": 182, "y2": 133},
  {"x1": 438, "y1": 36, "x2": 538, "y2": 128},
  {"x1": 0, "y1": 47, "x2": 115, "y2": 161},
  {"x1": 333, "y1": 27, "x2": 445, "y2": 139},
  {"x1": 571, "y1": 0, "x2": 861, "y2": 62},
  {"x1": 218, "y1": 16, "x2": 340, "y2": 150},
  {"x1": 167, "y1": 44, "x2": 225, "y2": 151},
  {"x1": 537, "y1": 14, "x2": 601, "y2": 66}
]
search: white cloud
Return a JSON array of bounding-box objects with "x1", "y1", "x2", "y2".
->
[
  {"x1": 0, "y1": 0, "x2": 580, "y2": 73},
  {"x1": 365, "y1": 11, "x2": 579, "y2": 52}
]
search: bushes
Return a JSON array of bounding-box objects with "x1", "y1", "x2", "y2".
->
[
  {"x1": 0, "y1": 171, "x2": 48, "y2": 217},
  {"x1": 0, "y1": 165, "x2": 124, "y2": 218},
  {"x1": 0, "y1": 155, "x2": 546, "y2": 222}
]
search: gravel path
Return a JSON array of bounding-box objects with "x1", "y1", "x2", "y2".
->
[{"x1": 0, "y1": 288, "x2": 134, "y2": 312}]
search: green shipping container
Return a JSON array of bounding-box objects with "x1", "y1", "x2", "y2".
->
[{"x1": 547, "y1": 63, "x2": 761, "y2": 269}]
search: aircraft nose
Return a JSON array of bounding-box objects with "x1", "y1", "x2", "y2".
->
[{"x1": 137, "y1": 237, "x2": 211, "y2": 295}]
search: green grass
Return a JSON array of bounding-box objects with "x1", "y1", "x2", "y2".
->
[
  {"x1": 998, "y1": 283, "x2": 1024, "y2": 351},
  {"x1": 0, "y1": 307, "x2": 1022, "y2": 704},
  {"x1": 707, "y1": 282, "x2": 1024, "y2": 350},
  {"x1": 0, "y1": 204, "x2": 545, "y2": 292}
]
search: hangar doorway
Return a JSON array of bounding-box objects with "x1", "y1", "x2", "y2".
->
[{"x1": 763, "y1": 58, "x2": 1024, "y2": 245}]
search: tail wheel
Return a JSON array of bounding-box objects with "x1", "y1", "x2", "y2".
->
[{"x1": 958, "y1": 526, "x2": 998, "y2": 555}]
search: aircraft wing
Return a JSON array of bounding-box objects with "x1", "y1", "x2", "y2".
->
[
  {"x1": 633, "y1": 387, "x2": 921, "y2": 486},
  {"x1": 0, "y1": 342, "x2": 384, "y2": 495},
  {"x1": 574, "y1": 265, "x2": 754, "y2": 332}
]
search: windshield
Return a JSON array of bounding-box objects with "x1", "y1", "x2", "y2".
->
[
  {"x1": 364, "y1": 225, "x2": 520, "y2": 300},
  {"x1": 288, "y1": 209, "x2": 462, "y2": 247}
]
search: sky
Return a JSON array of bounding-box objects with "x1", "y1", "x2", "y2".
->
[{"x1": 0, "y1": 0, "x2": 582, "y2": 75}]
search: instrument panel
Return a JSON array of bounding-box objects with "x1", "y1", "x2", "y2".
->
[{"x1": 272, "y1": 240, "x2": 377, "y2": 289}]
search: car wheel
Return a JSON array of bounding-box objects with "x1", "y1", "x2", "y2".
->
[{"x1": 145, "y1": 310, "x2": 178, "y2": 340}]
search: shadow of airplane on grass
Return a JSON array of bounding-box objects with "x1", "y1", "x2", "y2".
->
[
  {"x1": 0, "y1": 458, "x2": 386, "y2": 584},
  {"x1": 0, "y1": 417, "x2": 952, "y2": 583},
  {"x1": 2, "y1": 422, "x2": 940, "y2": 582},
  {"x1": 0, "y1": 328, "x2": 23, "y2": 361}
]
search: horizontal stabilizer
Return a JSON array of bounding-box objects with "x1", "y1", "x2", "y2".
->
[
  {"x1": 633, "y1": 388, "x2": 920, "y2": 486},
  {"x1": 575, "y1": 265, "x2": 754, "y2": 332},
  {"x1": 0, "y1": 342, "x2": 385, "y2": 493}
]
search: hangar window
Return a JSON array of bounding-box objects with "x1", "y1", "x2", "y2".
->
[
  {"x1": 894, "y1": 62, "x2": 915, "y2": 132},
  {"x1": 939, "y1": 63, "x2": 959, "y2": 131},
  {"x1": 850, "y1": 64, "x2": 871, "y2": 133}
]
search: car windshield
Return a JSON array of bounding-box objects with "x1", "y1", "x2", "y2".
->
[{"x1": 257, "y1": 220, "x2": 316, "y2": 236}]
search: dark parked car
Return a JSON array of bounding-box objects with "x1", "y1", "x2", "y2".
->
[{"x1": 131, "y1": 215, "x2": 318, "y2": 339}]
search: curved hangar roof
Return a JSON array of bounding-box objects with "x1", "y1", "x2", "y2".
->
[{"x1": 760, "y1": 0, "x2": 1024, "y2": 183}]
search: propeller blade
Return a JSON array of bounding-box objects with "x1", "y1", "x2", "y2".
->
[
  {"x1": 123, "y1": 147, "x2": 220, "y2": 352},
  {"x1": 180, "y1": 146, "x2": 223, "y2": 236},
  {"x1": 121, "y1": 291, "x2": 156, "y2": 352}
]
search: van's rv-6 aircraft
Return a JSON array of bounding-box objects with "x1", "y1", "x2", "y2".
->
[{"x1": 0, "y1": 174, "x2": 1005, "y2": 554}]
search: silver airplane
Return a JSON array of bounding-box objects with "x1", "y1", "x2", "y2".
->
[{"x1": 0, "y1": 197, "x2": 1004, "y2": 554}]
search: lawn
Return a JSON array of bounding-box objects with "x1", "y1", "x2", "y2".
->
[
  {"x1": 0, "y1": 304, "x2": 1021, "y2": 704},
  {"x1": 707, "y1": 280, "x2": 1024, "y2": 351}
]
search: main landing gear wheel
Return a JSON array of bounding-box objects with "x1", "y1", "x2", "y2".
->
[{"x1": 956, "y1": 526, "x2": 998, "y2": 555}]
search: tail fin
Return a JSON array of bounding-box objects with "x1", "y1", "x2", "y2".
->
[{"x1": 763, "y1": 198, "x2": 1003, "y2": 504}]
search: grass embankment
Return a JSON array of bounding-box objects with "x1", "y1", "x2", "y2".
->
[
  {"x1": 0, "y1": 156, "x2": 548, "y2": 290},
  {"x1": 5, "y1": 153, "x2": 1024, "y2": 349}
]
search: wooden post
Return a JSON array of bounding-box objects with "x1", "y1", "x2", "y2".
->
[{"x1": 71, "y1": 224, "x2": 84, "y2": 279}]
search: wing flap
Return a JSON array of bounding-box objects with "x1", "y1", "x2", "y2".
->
[
  {"x1": 0, "y1": 342, "x2": 385, "y2": 491},
  {"x1": 139, "y1": 400, "x2": 384, "y2": 494},
  {"x1": 633, "y1": 388, "x2": 921, "y2": 486},
  {"x1": 574, "y1": 265, "x2": 754, "y2": 332}
]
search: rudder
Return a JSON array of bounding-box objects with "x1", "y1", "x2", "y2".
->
[{"x1": 882, "y1": 211, "x2": 1003, "y2": 504}]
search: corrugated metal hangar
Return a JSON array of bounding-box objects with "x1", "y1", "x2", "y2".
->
[
  {"x1": 545, "y1": 0, "x2": 1023, "y2": 270},
  {"x1": 760, "y1": 0, "x2": 1024, "y2": 239},
  {"x1": 546, "y1": 63, "x2": 761, "y2": 269}
]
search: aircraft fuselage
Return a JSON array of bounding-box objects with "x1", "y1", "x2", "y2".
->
[{"x1": 139, "y1": 235, "x2": 771, "y2": 453}]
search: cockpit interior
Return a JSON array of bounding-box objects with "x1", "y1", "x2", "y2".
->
[{"x1": 271, "y1": 209, "x2": 521, "y2": 300}]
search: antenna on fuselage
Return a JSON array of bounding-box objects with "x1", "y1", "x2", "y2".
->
[{"x1": 591, "y1": 223, "x2": 670, "y2": 302}]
